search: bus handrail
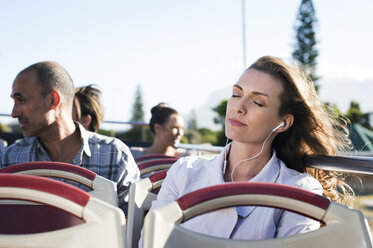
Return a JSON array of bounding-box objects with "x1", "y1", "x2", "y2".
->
[{"x1": 305, "y1": 155, "x2": 373, "y2": 175}]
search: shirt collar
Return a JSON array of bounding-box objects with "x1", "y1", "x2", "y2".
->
[
  {"x1": 34, "y1": 137, "x2": 45, "y2": 151},
  {"x1": 34, "y1": 137, "x2": 50, "y2": 158},
  {"x1": 236, "y1": 151, "x2": 281, "y2": 218},
  {"x1": 220, "y1": 144, "x2": 281, "y2": 218},
  {"x1": 75, "y1": 122, "x2": 91, "y2": 157}
]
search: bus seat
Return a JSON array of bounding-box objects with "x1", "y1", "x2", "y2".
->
[
  {"x1": 127, "y1": 169, "x2": 168, "y2": 248},
  {"x1": 138, "y1": 158, "x2": 178, "y2": 178},
  {"x1": 143, "y1": 182, "x2": 373, "y2": 248},
  {"x1": 135, "y1": 154, "x2": 177, "y2": 165},
  {"x1": 0, "y1": 174, "x2": 125, "y2": 248},
  {"x1": 0, "y1": 161, "x2": 118, "y2": 207}
]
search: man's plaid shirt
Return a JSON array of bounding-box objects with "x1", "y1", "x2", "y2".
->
[{"x1": 0, "y1": 123, "x2": 140, "y2": 214}]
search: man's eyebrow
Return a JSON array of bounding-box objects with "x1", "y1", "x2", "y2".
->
[
  {"x1": 233, "y1": 84, "x2": 270, "y2": 98},
  {"x1": 11, "y1": 92, "x2": 22, "y2": 98}
]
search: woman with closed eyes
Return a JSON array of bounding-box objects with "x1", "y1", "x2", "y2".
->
[{"x1": 140, "y1": 56, "x2": 352, "y2": 242}]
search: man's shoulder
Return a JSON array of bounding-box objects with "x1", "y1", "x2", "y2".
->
[
  {"x1": 1, "y1": 137, "x2": 35, "y2": 153},
  {"x1": 0, "y1": 137, "x2": 37, "y2": 167}
]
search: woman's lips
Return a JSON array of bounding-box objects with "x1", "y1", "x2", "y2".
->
[{"x1": 229, "y1": 118, "x2": 246, "y2": 127}]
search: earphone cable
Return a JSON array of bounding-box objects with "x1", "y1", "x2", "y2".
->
[{"x1": 230, "y1": 129, "x2": 274, "y2": 182}]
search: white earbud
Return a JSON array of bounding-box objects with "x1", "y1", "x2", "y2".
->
[{"x1": 272, "y1": 121, "x2": 285, "y2": 132}]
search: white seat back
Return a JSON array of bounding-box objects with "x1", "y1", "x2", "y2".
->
[
  {"x1": 0, "y1": 174, "x2": 125, "y2": 248},
  {"x1": 143, "y1": 182, "x2": 373, "y2": 248},
  {"x1": 127, "y1": 169, "x2": 168, "y2": 248},
  {"x1": 0, "y1": 161, "x2": 118, "y2": 207}
]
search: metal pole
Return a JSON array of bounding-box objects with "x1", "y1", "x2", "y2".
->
[{"x1": 241, "y1": 0, "x2": 247, "y2": 69}]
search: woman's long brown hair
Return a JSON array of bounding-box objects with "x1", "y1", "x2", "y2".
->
[{"x1": 249, "y1": 56, "x2": 353, "y2": 204}]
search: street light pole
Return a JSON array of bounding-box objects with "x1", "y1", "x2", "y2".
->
[{"x1": 241, "y1": 0, "x2": 247, "y2": 69}]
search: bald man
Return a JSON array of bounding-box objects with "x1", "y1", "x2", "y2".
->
[{"x1": 0, "y1": 61, "x2": 139, "y2": 214}]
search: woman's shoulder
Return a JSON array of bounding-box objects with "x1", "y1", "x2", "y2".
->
[
  {"x1": 278, "y1": 160, "x2": 323, "y2": 194},
  {"x1": 163, "y1": 154, "x2": 223, "y2": 196},
  {"x1": 168, "y1": 154, "x2": 221, "y2": 176},
  {"x1": 172, "y1": 154, "x2": 215, "y2": 169}
]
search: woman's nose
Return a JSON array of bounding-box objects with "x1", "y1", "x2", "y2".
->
[{"x1": 235, "y1": 98, "x2": 247, "y2": 115}]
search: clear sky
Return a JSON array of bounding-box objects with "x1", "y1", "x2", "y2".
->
[{"x1": 1, "y1": 0, "x2": 372, "y2": 130}]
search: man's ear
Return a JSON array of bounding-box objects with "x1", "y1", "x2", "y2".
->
[
  {"x1": 50, "y1": 90, "x2": 61, "y2": 110},
  {"x1": 80, "y1": 115, "x2": 92, "y2": 131}
]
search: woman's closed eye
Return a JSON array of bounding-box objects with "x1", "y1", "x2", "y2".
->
[
  {"x1": 231, "y1": 90, "x2": 242, "y2": 98},
  {"x1": 254, "y1": 101, "x2": 264, "y2": 107},
  {"x1": 231, "y1": 85, "x2": 242, "y2": 98}
]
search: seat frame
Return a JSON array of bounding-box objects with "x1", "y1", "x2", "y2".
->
[
  {"x1": 0, "y1": 174, "x2": 126, "y2": 248},
  {"x1": 138, "y1": 158, "x2": 178, "y2": 177},
  {"x1": 143, "y1": 182, "x2": 373, "y2": 248},
  {"x1": 127, "y1": 169, "x2": 168, "y2": 248},
  {"x1": 0, "y1": 161, "x2": 118, "y2": 206}
]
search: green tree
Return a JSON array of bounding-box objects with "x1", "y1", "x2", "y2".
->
[
  {"x1": 98, "y1": 128, "x2": 115, "y2": 137},
  {"x1": 123, "y1": 84, "x2": 150, "y2": 141},
  {"x1": 323, "y1": 102, "x2": 343, "y2": 118},
  {"x1": 187, "y1": 110, "x2": 198, "y2": 131},
  {"x1": 183, "y1": 110, "x2": 220, "y2": 145},
  {"x1": 292, "y1": 0, "x2": 320, "y2": 92},
  {"x1": 198, "y1": 127, "x2": 218, "y2": 145},
  {"x1": 345, "y1": 101, "x2": 371, "y2": 129},
  {"x1": 212, "y1": 99, "x2": 228, "y2": 146},
  {"x1": 0, "y1": 123, "x2": 10, "y2": 132},
  {"x1": 119, "y1": 125, "x2": 151, "y2": 142},
  {"x1": 183, "y1": 129, "x2": 200, "y2": 144},
  {"x1": 183, "y1": 110, "x2": 200, "y2": 144},
  {"x1": 131, "y1": 84, "x2": 145, "y2": 122}
]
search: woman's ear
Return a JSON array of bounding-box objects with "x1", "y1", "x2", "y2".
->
[
  {"x1": 282, "y1": 114, "x2": 294, "y2": 131},
  {"x1": 154, "y1": 123, "x2": 162, "y2": 134},
  {"x1": 274, "y1": 114, "x2": 294, "y2": 133},
  {"x1": 80, "y1": 114, "x2": 92, "y2": 131}
]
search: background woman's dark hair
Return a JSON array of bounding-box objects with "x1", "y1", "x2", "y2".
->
[
  {"x1": 74, "y1": 84, "x2": 104, "y2": 132},
  {"x1": 149, "y1": 103, "x2": 177, "y2": 134}
]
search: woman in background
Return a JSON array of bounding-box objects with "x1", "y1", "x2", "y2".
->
[
  {"x1": 131, "y1": 103, "x2": 185, "y2": 159},
  {"x1": 72, "y1": 84, "x2": 104, "y2": 133}
]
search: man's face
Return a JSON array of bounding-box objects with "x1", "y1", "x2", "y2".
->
[{"x1": 11, "y1": 70, "x2": 51, "y2": 137}]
